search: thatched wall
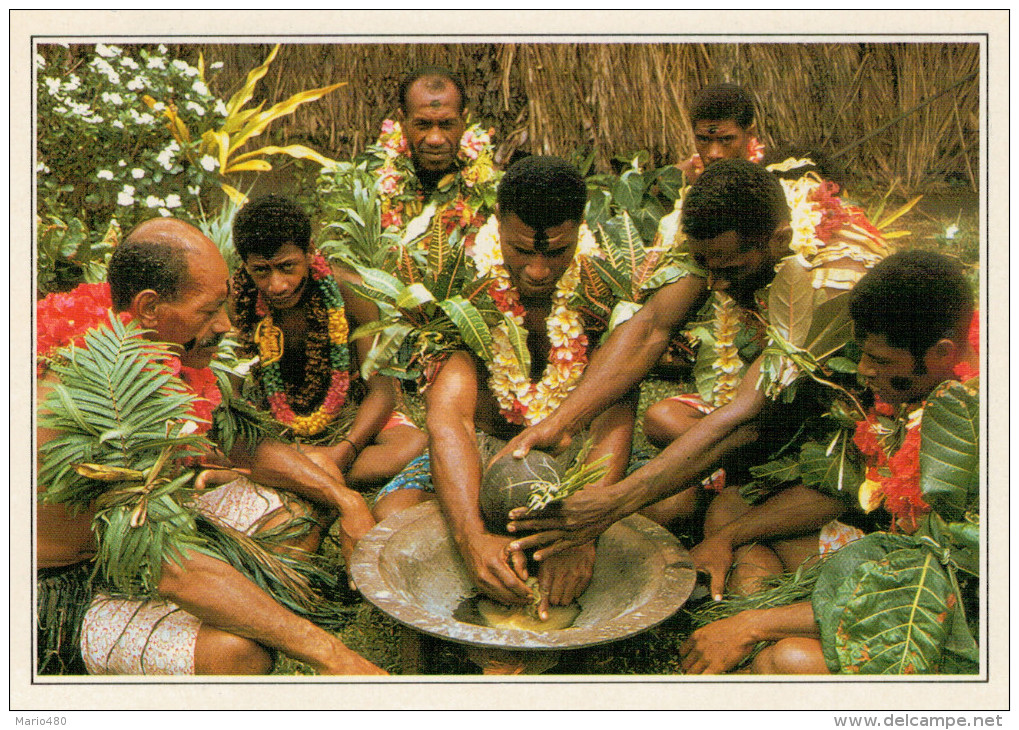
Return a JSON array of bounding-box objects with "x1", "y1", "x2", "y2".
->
[{"x1": 181, "y1": 42, "x2": 979, "y2": 192}]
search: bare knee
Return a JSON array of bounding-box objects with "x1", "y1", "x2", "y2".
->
[
  {"x1": 751, "y1": 638, "x2": 828, "y2": 675},
  {"x1": 643, "y1": 399, "x2": 701, "y2": 449},
  {"x1": 372, "y1": 489, "x2": 432, "y2": 523},
  {"x1": 194, "y1": 626, "x2": 273, "y2": 675},
  {"x1": 702, "y1": 486, "x2": 750, "y2": 536},
  {"x1": 728, "y1": 544, "x2": 783, "y2": 595}
]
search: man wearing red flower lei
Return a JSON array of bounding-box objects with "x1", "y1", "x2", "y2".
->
[
  {"x1": 38, "y1": 219, "x2": 384, "y2": 675},
  {"x1": 230, "y1": 195, "x2": 427, "y2": 521},
  {"x1": 383, "y1": 157, "x2": 636, "y2": 615},
  {"x1": 675, "y1": 83, "x2": 766, "y2": 186},
  {"x1": 501, "y1": 160, "x2": 887, "y2": 593},
  {"x1": 678, "y1": 250, "x2": 978, "y2": 674}
]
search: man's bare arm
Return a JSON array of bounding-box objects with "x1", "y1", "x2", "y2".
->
[
  {"x1": 679, "y1": 602, "x2": 818, "y2": 675},
  {"x1": 530, "y1": 389, "x2": 639, "y2": 617},
  {"x1": 507, "y1": 357, "x2": 767, "y2": 558},
  {"x1": 692, "y1": 485, "x2": 845, "y2": 600},
  {"x1": 495, "y1": 275, "x2": 707, "y2": 461},
  {"x1": 425, "y1": 351, "x2": 532, "y2": 605},
  {"x1": 157, "y1": 550, "x2": 385, "y2": 674}
]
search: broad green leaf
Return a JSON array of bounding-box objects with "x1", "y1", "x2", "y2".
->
[
  {"x1": 832, "y1": 547, "x2": 955, "y2": 674},
  {"x1": 767, "y1": 258, "x2": 815, "y2": 347},
  {"x1": 612, "y1": 168, "x2": 646, "y2": 213},
  {"x1": 431, "y1": 231, "x2": 468, "y2": 302},
  {"x1": 395, "y1": 282, "x2": 437, "y2": 313},
  {"x1": 359, "y1": 322, "x2": 413, "y2": 380},
  {"x1": 585, "y1": 189, "x2": 612, "y2": 230},
  {"x1": 748, "y1": 455, "x2": 801, "y2": 484},
  {"x1": 826, "y1": 356, "x2": 858, "y2": 374},
  {"x1": 584, "y1": 255, "x2": 630, "y2": 301},
  {"x1": 798, "y1": 437, "x2": 864, "y2": 496},
  {"x1": 437, "y1": 296, "x2": 493, "y2": 362},
  {"x1": 919, "y1": 381, "x2": 980, "y2": 522},
  {"x1": 607, "y1": 300, "x2": 642, "y2": 333},
  {"x1": 813, "y1": 533, "x2": 943, "y2": 673},
  {"x1": 803, "y1": 291, "x2": 853, "y2": 361},
  {"x1": 351, "y1": 265, "x2": 406, "y2": 303},
  {"x1": 654, "y1": 164, "x2": 686, "y2": 201},
  {"x1": 500, "y1": 312, "x2": 531, "y2": 377}
]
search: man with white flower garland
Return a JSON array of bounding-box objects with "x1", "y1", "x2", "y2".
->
[
  {"x1": 376, "y1": 156, "x2": 636, "y2": 615},
  {"x1": 323, "y1": 66, "x2": 500, "y2": 254},
  {"x1": 502, "y1": 159, "x2": 890, "y2": 600}
]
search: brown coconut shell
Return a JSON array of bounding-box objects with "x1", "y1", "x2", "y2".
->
[{"x1": 480, "y1": 451, "x2": 562, "y2": 534}]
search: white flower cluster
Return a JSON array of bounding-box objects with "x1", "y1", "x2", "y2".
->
[{"x1": 37, "y1": 42, "x2": 228, "y2": 230}]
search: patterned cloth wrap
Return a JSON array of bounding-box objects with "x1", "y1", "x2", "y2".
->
[{"x1": 80, "y1": 478, "x2": 286, "y2": 675}]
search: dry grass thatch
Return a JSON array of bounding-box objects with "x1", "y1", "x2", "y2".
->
[{"x1": 172, "y1": 42, "x2": 979, "y2": 192}]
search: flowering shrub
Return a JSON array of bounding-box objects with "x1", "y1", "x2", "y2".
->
[{"x1": 35, "y1": 43, "x2": 227, "y2": 292}]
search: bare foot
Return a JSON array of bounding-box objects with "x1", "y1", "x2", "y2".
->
[{"x1": 336, "y1": 492, "x2": 376, "y2": 588}]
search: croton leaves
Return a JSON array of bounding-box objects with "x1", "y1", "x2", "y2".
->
[
  {"x1": 437, "y1": 295, "x2": 493, "y2": 363},
  {"x1": 919, "y1": 380, "x2": 980, "y2": 522}
]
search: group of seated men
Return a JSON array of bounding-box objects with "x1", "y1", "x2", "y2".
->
[{"x1": 36, "y1": 66, "x2": 979, "y2": 676}]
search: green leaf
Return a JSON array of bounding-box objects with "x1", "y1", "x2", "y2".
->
[
  {"x1": 798, "y1": 437, "x2": 864, "y2": 497},
  {"x1": 813, "y1": 533, "x2": 959, "y2": 674},
  {"x1": 748, "y1": 455, "x2": 801, "y2": 485},
  {"x1": 833, "y1": 548, "x2": 955, "y2": 674},
  {"x1": 802, "y1": 292, "x2": 853, "y2": 361},
  {"x1": 919, "y1": 381, "x2": 980, "y2": 522},
  {"x1": 767, "y1": 258, "x2": 815, "y2": 347},
  {"x1": 826, "y1": 356, "x2": 858, "y2": 374},
  {"x1": 584, "y1": 255, "x2": 630, "y2": 301},
  {"x1": 607, "y1": 300, "x2": 642, "y2": 333},
  {"x1": 394, "y1": 282, "x2": 437, "y2": 313},
  {"x1": 585, "y1": 189, "x2": 612, "y2": 230},
  {"x1": 350, "y1": 265, "x2": 406, "y2": 303},
  {"x1": 499, "y1": 312, "x2": 531, "y2": 377},
  {"x1": 612, "y1": 168, "x2": 646, "y2": 213},
  {"x1": 654, "y1": 164, "x2": 686, "y2": 201},
  {"x1": 358, "y1": 322, "x2": 414, "y2": 381},
  {"x1": 437, "y1": 296, "x2": 493, "y2": 362}
]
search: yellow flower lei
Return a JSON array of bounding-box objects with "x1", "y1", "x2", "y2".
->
[
  {"x1": 472, "y1": 216, "x2": 599, "y2": 426},
  {"x1": 710, "y1": 293, "x2": 744, "y2": 407}
]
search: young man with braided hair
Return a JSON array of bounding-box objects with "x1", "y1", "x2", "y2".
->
[{"x1": 230, "y1": 194, "x2": 427, "y2": 521}]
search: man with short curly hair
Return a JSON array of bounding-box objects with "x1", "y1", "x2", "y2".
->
[
  {"x1": 503, "y1": 160, "x2": 889, "y2": 601},
  {"x1": 230, "y1": 195, "x2": 427, "y2": 521}
]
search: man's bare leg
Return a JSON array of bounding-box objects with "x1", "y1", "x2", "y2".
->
[
  {"x1": 751, "y1": 637, "x2": 829, "y2": 674},
  {"x1": 638, "y1": 485, "x2": 703, "y2": 529},
  {"x1": 373, "y1": 489, "x2": 433, "y2": 523},
  {"x1": 159, "y1": 551, "x2": 386, "y2": 675},
  {"x1": 643, "y1": 399, "x2": 705, "y2": 449},
  {"x1": 348, "y1": 425, "x2": 428, "y2": 490},
  {"x1": 194, "y1": 626, "x2": 273, "y2": 675}
]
